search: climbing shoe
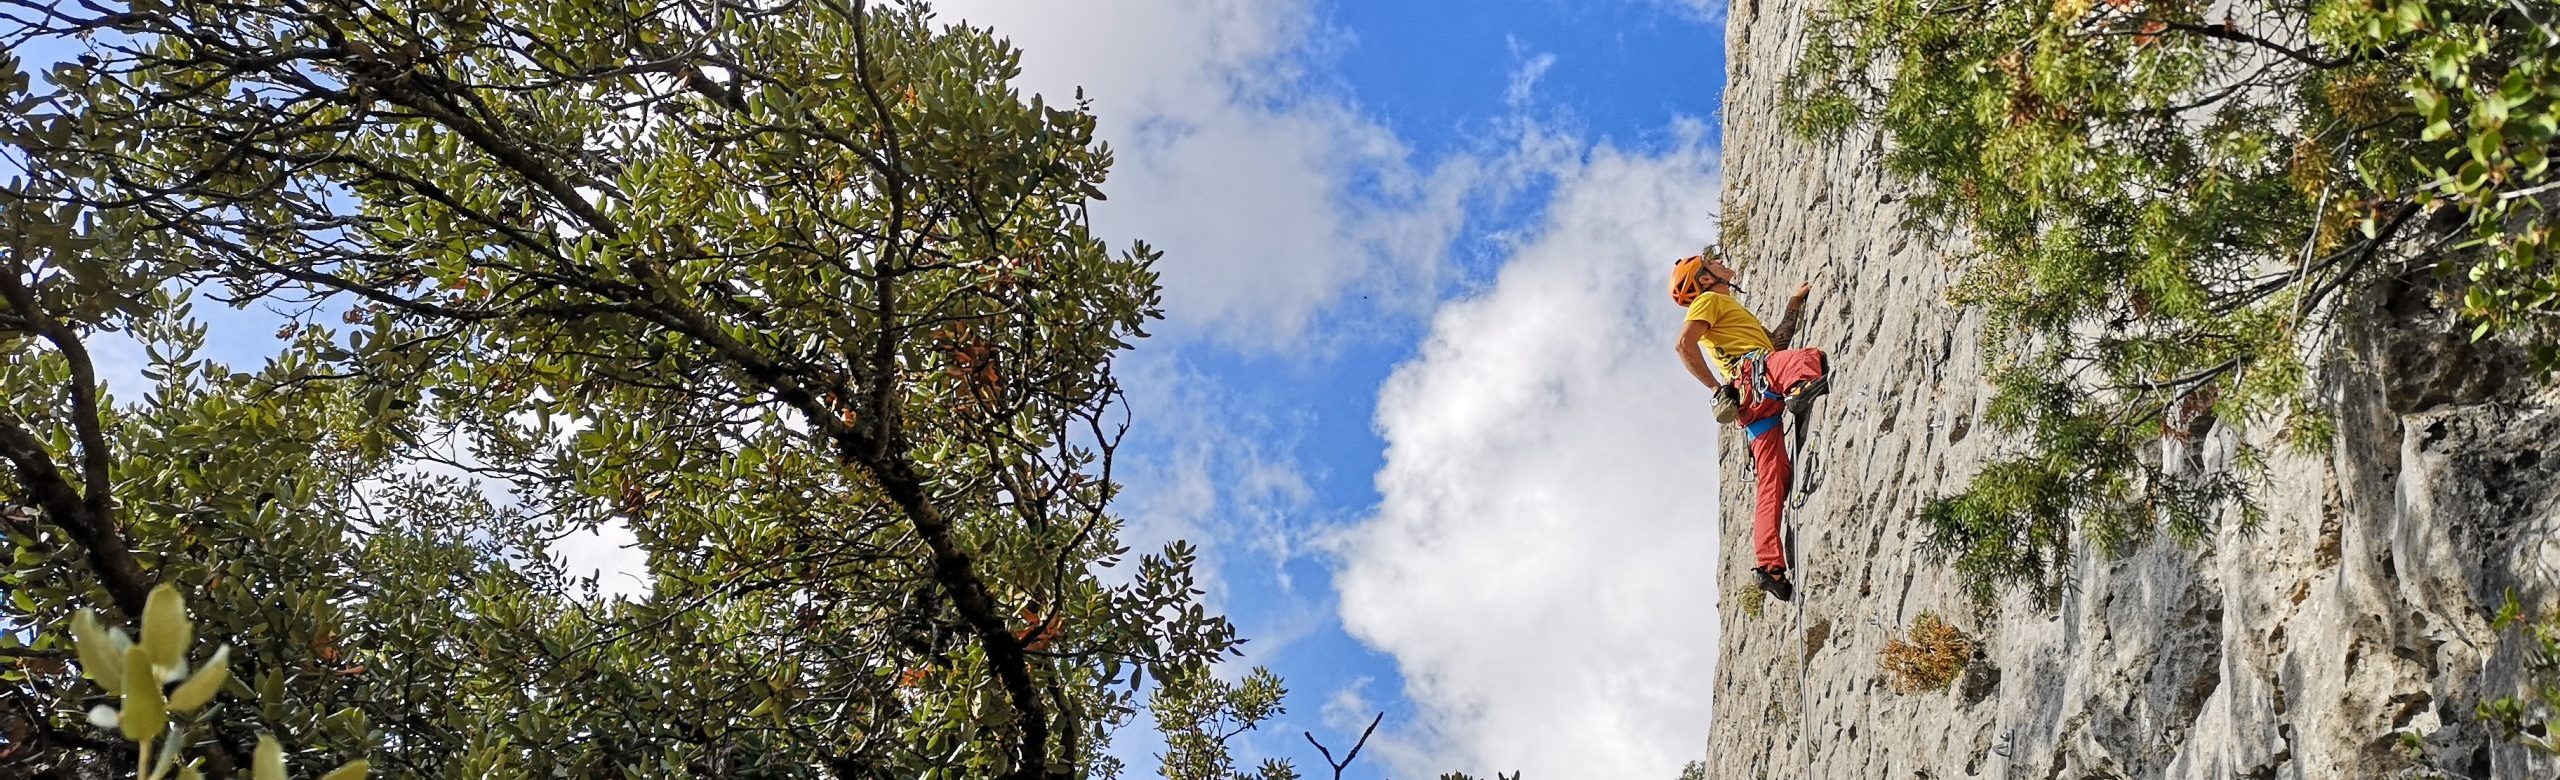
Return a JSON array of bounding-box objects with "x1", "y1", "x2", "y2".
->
[
  {"x1": 1784, "y1": 374, "x2": 1830, "y2": 418},
  {"x1": 1714, "y1": 386, "x2": 1740, "y2": 425},
  {"x1": 1754, "y1": 566, "x2": 1794, "y2": 602}
]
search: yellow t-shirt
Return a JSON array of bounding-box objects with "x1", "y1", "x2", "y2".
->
[{"x1": 1685, "y1": 292, "x2": 1773, "y2": 378}]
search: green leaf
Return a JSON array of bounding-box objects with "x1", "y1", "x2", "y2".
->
[
  {"x1": 140, "y1": 583, "x2": 191, "y2": 681},
  {"x1": 119, "y1": 645, "x2": 166, "y2": 741},
  {"x1": 71, "y1": 610, "x2": 125, "y2": 694},
  {"x1": 2459, "y1": 160, "x2": 2491, "y2": 191},
  {"x1": 2429, "y1": 42, "x2": 2464, "y2": 82},
  {"x1": 255, "y1": 735, "x2": 285, "y2": 780},
  {"x1": 2471, "y1": 127, "x2": 2504, "y2": 164},
  {"x1": 257, "y1": 670, "x2": 285, "y2": 722},
  {"x1": 2393, "y1": 0, "x2": 2423, "y2": 30},
  {"x1": 316, "y1": 759, "x2": 370, "y2": 780},
  {"x1": 2493, "y1": 590, "x2": 2525, "y2": 628},
  {"x1": 168, "y1": 645, "x2": 229, "y2": 713},
  {"x1": 153, "y1": 727, "x2": 184, "y2": 779}
]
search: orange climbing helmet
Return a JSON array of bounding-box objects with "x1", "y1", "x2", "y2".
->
[
  {"x1": 1669, "y1": 254, "x2": 1705, "y2": 306},
  {"x1": 1669, "y1": 250, "x2": 1718, "y2": 306},
  {"x1": 1670, "y1": 247, "x2": 1744, "y2": 306}
]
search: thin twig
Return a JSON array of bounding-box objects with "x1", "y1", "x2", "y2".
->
[
  {"x1": 2499, "y1": 178, "x2": 2560, "y2": 202},
  {"x1": 2156, "y1": 20, "x2": 2361, "y2": 69},
  {"x1": 1304, "y1": 712, "x2": 1384, "y2": 780}
]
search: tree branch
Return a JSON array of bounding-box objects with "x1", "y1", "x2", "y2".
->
[
  {"x1": 0, "y1": 263, "x2": 151, "y2": 618},
  {"x1": 2157, "y1": 20, "x2": 2361, "y2": 69}
]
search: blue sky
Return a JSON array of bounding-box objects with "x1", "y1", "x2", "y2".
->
[
  {"x1": 26, "y1": 1, "x2": 1738, "y2": 776},
  {"x1": 927, "y1": 2, "x2": 1737, "y2": 777}
]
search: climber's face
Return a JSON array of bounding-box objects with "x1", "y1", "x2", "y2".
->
[{"x1": 1700, "y1": 256, "x2": 1738, "y2": 291}]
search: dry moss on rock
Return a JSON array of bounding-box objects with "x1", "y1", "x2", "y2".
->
[{"x1": 1879, "y1": 613, "x2": 1974, "y2": 695}]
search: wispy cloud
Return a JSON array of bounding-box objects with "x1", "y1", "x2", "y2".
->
[
  {"x1": 1099, "y1": 349, "x2": 1340, "y2": 774},
  {"x1": 933, "y1": 0, "x2": 1472, "y2": 350},
  {"x1": 1503, "y1": 46, "x2": 1559, "y2": 108},
  {"x1": 1332, "y1": 118, "x2": 1730, "y2": 780},
  {"x1": 1322, "y1": 676, "x2": 1377, "y2": 734},
  {"x1": 1637, "y1": 0, "x2": 1731, "y2": 24},
  {"x1": 1111, "y1": 351, "x2": 1322, "y2": 606}
]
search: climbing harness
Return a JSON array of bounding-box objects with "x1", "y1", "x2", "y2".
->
[
  {"x1": 1731, "y1": 350, "x2": 1831, "y2": 509},
  {"x1": 1730, "y1": 349, "x2": 1775, "y2": 486}
]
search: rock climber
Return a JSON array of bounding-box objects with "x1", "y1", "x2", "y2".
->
[{"x1": 1671, "y1": 249, "x2": 1828, "y2": 602}]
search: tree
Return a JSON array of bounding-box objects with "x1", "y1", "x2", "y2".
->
[
  {"x1": 2, "y1": 0, "x2": 1244, "y2": 776},
  {"x1": 1151, "y1": 665, "x2": 1298, "y2": 780},
  {"x1": 1782, "y1": 0, "x2": 2560, "y2": 605}
]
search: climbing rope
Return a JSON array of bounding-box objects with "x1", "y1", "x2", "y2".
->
[
  {"x1": 1734, "y1": 351, "x2": 1830, "y2": 779},
  {"x1": 1791, "y1": 577, "x2": 1811, "y2": 779},
  {"x1": 1789, "y1": 415, "x2": 1821, "y2": 509},
  {"x1": 1783, "y1": 385, "x2": 1824, "y2": 779},
  {"x1": 1763, "y1": 360, "x2": 1823, "y2": 510},
  {"x1": 1787, "y1": 418, "x2": 1813, "y2": 780}
]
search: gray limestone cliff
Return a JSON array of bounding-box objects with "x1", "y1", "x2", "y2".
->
[{"x1": 1703, "y1": 0, "x2": 2560, "y2": 777}]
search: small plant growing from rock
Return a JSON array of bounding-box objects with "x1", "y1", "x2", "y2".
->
[
  {"x1": 2398, "y1": 591, "x2": 2558, "y2": 776},
  {"x1": 2479, "y1": 592, "x2": 2557, "y2": 756},
  {"x1": 1878, "y1": 612, "x2": 1974, "y2": 694},
  {"x1": 1738, "y1": 579, "x2": 1767, "y2": 619},
  {"x1": 1714, "y1": 196, "x2": 1753, "y2": 264}
]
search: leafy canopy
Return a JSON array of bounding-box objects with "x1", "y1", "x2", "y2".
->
[{"x1": 0, "y1": 0, "x2": 1307, "y2": 777}]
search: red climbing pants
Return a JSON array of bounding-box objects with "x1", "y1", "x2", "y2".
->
[
  {"x1": 1733, "y1": 348, "x2": 1828, "y2": 572},
  {"x1": 1742, "y1": 411, "x2": 1791, "y2": 571}
]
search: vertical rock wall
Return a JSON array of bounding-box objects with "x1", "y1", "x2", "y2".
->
[{"x1": 1703, "y1": 0, "x2": 2560, "y2": 777}]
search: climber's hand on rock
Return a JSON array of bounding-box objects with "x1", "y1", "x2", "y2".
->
[{"x1": 1793, "y1": 282, "x2": 1812, "y2": 300}]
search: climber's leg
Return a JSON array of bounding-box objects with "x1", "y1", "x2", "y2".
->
[
  {"x1": 1766, "y1": 348, "x2": 1829, "y2": 398},
  {"x1": 1744, "y1": 410, "x2": 1791, "y2": 573}
]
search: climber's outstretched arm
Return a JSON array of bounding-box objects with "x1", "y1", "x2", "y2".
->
[
  {"x1": 1766, "y1": 282, "x2": 1813, "y2": 350},
  {"x1": 1677, "y1": 319, "x2": 1722, "y2": 391}
]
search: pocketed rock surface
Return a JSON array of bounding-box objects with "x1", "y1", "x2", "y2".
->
[{"x1": 1704, "y1": 0, "x2": 2560, "y2": 777}]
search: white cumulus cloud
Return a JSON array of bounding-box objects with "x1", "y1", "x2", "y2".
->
[
  {"x1": 1332, "y1": 120, "x2": 1730, "y2": 780},
  {"x1": 932, "y1": 0, "x2": 1472, "y2": 348}
]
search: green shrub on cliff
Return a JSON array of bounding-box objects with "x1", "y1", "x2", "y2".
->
[
  {"x1": 2399, "y1": 592, "x2": 2560, "y2": 773},
  {"x1": 1784, "y1": 0, "x2": 2559, "y2": 605},
  {"x1": 2480, "y1": 594, "x2": 2560, "y2": 757}
]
